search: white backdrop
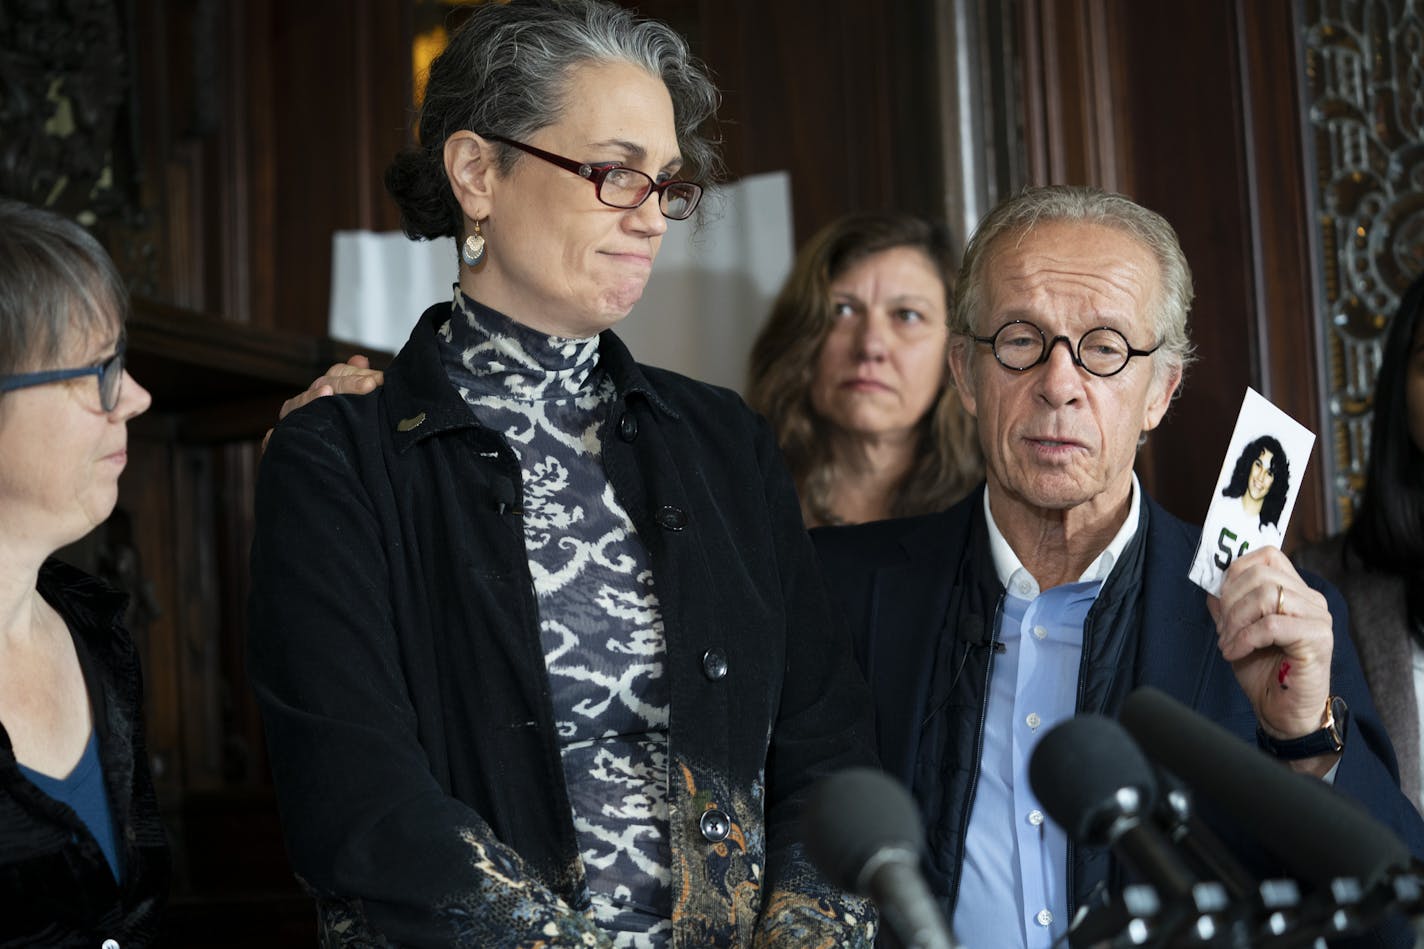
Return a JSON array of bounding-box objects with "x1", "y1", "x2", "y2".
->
[{"x1": 328, "y1": 171, "x2": 795, "y2": 395}]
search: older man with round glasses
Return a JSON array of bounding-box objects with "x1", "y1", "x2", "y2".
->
[{"x1": 813, "y1": 185, "x2": 1424, "y2": 949}]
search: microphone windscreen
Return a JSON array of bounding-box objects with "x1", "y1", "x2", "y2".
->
[
  {"x1": 1121, "y1": 687, "x2": 1411, "y2": 887},
  {"x1": 803, "y1": 768, "x2": 923, "y2": 893},
  {"x1": 491, "y1": 475, "x2": 516, "y2": 507},
  {"x1": 1029, "y1": 714, "x2": 1159, "y2": 843}
]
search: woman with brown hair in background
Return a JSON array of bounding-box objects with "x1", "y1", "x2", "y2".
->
[{"x1": 747, "y1": 212, "x2": 981, "y2": 527}]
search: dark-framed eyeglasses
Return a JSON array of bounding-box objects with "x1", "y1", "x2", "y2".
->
[
  {"x1": 969, "y1": 320, "x2": 1160, "y2": 378},
  {"x1": 0, "y1": 338, "x2": 127, "y2": 411},
  {"x1": 484, "y1": 134, "x2": 703, "y2": 221}
]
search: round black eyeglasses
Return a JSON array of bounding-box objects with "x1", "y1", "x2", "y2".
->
[
  {"x1": 0, "y1": 339, "x2": 126, "y2": 411},
  {"x1": 970, "y1": 320, "x2": 1160, "y2": 378},
  {"x1": 485, "y1": 134, "x2": 703, "y2": 220}
]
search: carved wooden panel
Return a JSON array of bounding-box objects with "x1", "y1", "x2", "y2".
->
[{"x1": 1300, "y1": 0, "x2": 1424, "y2": 528}]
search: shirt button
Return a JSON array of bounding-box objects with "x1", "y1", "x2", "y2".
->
[
  {"x1": 1033, "y1": 625, "x2": 1048, "y2": 640},
  {"x1": 618, "y1": 414, "x2": 638, "y2": 442},
  {"x1": 701, "y1": 649, "x2": 728, "y2": 681},
  {"x1": 1015, "y1": 580, "x2": 1033, "y2": 596},
  {"x1": 1028, "y1": 809, "x2": 1044, "y2": 826},
  {"x1": 102, "y1": 940, "x2": 121, "y2": 949},
  {"x1": 1036, "y1": 908, "x2": 1054, "y2": 927},
  {"x1": 655, "y1": 505, "x2": 688, "y2": 531},
  {"x1": 1026, "y1": 712, "x2": 1042, "y2": 729},
  {"x1": 699, "y1": 808, "x2": 731, "y2": 842}
]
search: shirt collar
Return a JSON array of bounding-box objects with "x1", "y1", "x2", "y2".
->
[{"x1": 984, "y1": 472, "x2": 1143, "y2": 598}]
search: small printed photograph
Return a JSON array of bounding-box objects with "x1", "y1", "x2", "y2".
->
[{"x1": 1187, "y1": 388, "x2": 1315, "y2": 596}]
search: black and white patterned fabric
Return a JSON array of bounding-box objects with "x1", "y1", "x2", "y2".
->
[{"x1": 440, "y1": 290, "x2": 671, "y2": 946}]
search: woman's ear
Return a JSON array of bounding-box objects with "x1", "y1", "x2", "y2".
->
[{"x1": 444, "y1": 131, "x2": 497, "y2": 224}]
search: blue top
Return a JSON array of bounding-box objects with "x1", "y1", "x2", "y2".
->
[{"x1": 18, "y1": 728, "x2": 122, "y2": 882}]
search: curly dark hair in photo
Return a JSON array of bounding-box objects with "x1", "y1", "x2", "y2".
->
[
  {"x1": 1221, "y1": 433, "x2": 1290, "y2": 528},
  {"x1": 1348, "y1": 272, "x2": 1424, "y2": 596}
]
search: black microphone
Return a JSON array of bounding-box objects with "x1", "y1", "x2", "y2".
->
[
  {"x1": 1153, "y1": 767, "x2": 1258, "y2": 902},
  {"x1": 1029, "y1": 713, "x2": 1203, "y2": 943},
  {"x1": 803, "y1": 768, "x2": 961, "y2": 949},
  {"x1": 1120, "y1": 687, "x2": 1412, "y2": 891}
]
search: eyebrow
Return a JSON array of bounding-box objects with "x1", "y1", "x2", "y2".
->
[
  {"x1": 889, "y1": 293, "x2": 940, "y2": 308},
  {"x1": 588, "y1": 139, "x2": 684, "y2": 173},
  {"x1": 991, "y1": 309, "x2": 1134, "y2": 332}
]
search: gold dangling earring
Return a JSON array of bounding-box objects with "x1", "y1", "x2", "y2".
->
[{"x1": 461, "y1": 220, "x2": 487, "y2": 267}]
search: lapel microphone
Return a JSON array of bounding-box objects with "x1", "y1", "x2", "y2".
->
[{"x1": 491, "y1": 475, "x2": 522, "y2": 516}]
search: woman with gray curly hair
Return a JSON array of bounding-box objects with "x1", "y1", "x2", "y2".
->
[{"x1": 247, "y1": 2, "x2": 877, "y2": 946}]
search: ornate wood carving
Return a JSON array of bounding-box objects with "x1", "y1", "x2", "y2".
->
[
  {"x1": 1301, "y1": 0, "x2": 1424, "y2": 527},
  {"x1": 0, "y1": 0, "x2": 161, "y2": 292}
]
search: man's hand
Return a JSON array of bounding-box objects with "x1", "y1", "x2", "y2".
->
[
  {"x1": 1207, "y1": 546, "x2": 1338, "y2": 777},
  {"x1": 261, "y1": 354, "x2": 384, "y2": 452}
]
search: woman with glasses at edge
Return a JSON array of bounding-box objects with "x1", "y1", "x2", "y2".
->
[
  {"x1": 247, "y1": 1, "x2": 877, "y2": 946},
  {"x1": 0, "y1": 200, "x2": 168, "y2": 947}
]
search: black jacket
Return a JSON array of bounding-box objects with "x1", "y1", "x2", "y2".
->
[
  {"x1": 248, "y1": 302, "x2": 878, "y2": 948},
  {"x1": 0, "y1": 559, "x2": 170, "y2": 948},
  {"x1": 814, "y1": 487, "x2": 1424, "y2": 947}
]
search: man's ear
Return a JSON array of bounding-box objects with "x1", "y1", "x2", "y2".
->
[
  {"x1": 1141, "y1": 360, "x2": 1183, "y2": 432},
  {"x1": 444, "y1": 131, "x2": 497, "y2": 224},
  {"x1": 947, "y1": 336, "x2": 978, "y2": 418}
]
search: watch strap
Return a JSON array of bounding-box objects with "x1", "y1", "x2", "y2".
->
[{"x1": 1257, "y1": 696, "x2": 1348, "y2": 761}]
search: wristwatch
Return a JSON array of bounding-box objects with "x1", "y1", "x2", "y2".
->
[{"x1": 1257, "y1": 695, "x2": 1348, "y2": 760}]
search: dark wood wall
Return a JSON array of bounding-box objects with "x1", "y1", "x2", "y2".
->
[
  {"x1": 1020, "y1": 0, "x2": 1324, "y2": 539},
  {"x1": 637, "y1": 0, "x2": 947, "y2": 244},
  {"x1": 8, "y1": 1, "x2": 1328, "y2": 944}
]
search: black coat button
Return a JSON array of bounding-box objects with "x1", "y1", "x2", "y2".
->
[
  {"x1": 702, "y1": 649, "x2": 728, "y2": 681},
  {"x1": 655, "y1": 506, "x2": 688, "y2": 531},
  {"x1": 618, "y1": 413, "x2": 638, "y2": 442},
  {"x1": 699, "y1": 808, "x2": 731, "y2": 842}
]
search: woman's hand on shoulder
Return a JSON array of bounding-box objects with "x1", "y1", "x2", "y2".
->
[{"x1": 262, "y1": 354, "x2": 384, "y2": 452}]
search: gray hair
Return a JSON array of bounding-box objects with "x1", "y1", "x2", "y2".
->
[
  {"x1": 952, "y1": 185, "x2": 1196, "y2": 386},
  {"x1": 386, "y1": 0, "x2": 722, "y2": 241},
  {"x1": 0, "y1": 199, "x2": 126, "y2": 376}
]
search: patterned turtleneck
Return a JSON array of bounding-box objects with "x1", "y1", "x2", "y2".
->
[{"x1": 439, "y1": 290, "x2": 672, "y2": 947}]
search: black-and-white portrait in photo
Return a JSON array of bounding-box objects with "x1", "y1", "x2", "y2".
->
[{"x1": 1189, "y1": 388, "x2": 1315, "y2": 595}]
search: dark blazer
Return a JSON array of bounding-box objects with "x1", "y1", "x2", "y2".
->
[
  {"x1": 248, "y1": 302, "x2": 877, "y2": 948},
  {"x1": 814, "y1": 486, "x2": 1424, "y2": 946},
  {"x1": 0, "y1": 560, "x2": 170, "y2": 949}
]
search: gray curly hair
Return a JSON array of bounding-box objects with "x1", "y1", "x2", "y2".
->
[{"x1": 386, "y1": 0, "x2": 722, "y2": 242}]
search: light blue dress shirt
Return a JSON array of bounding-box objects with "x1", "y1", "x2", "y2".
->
[{"x1": 952, "y1": 478, "x2": 1142, "y2": 948}]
